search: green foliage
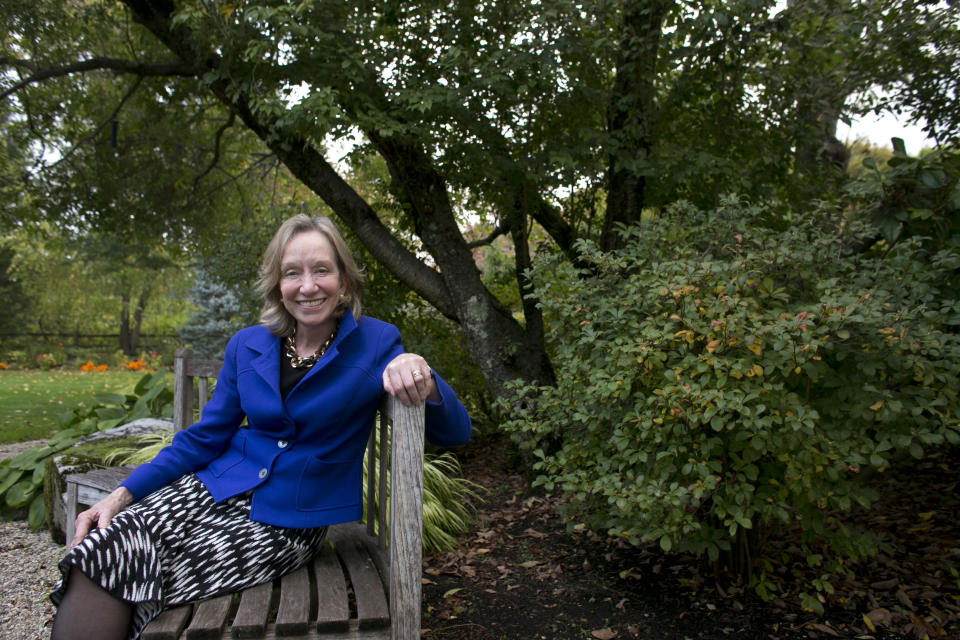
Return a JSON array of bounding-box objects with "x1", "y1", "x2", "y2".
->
[
  {"x1": 177, "y1": 268, "x2": 250, "y2": 360},
  {"x1": 846, "y1": 144, "x2": 960, "y2": 255},
  {"x1": 0, "y1": 372, "x2": 172, "y2": 529},
  {"x1": 363, "y1": 426, "x2": 482, "y2": 553},
  {"x1": 0, "y1": 243, "x2": 27, "y2": 334},
  {"x1": 106, "y1": 420, "x2": 482, "y2": 553},
  {"x1": 501, "y1": 197, "x2": 960, "y2": 593}
]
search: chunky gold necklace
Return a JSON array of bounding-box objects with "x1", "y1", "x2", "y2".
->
[{"x1": 285, "y1": 324, "x2": 338, "y2": 369}]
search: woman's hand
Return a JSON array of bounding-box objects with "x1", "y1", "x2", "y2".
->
[
  {"x1": 383, "y1": 353, "x2": 440, "y2": 406},
  {"x1": 70, "y1": 486, "x2": 133, "y2": 548}
]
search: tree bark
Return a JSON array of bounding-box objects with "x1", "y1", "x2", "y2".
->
[
  {"x1": 119, "y1": 293, "x2": 132, "y2": 356},
  {"x1": 601, "y1": 0, "x2": 673, "y2": 251}
]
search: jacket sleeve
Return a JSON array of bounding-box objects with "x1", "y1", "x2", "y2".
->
[
  {"x1": 120, "y1": 332, "x2": 246, "y2": 501},
  {"x1": 377, "y1": 321, "x2": 472, "y2": 448},
  {"x1": 423, "y1": 371, "x2": 472, "y2": 447}
]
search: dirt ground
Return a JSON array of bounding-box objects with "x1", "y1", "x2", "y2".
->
[{"x1": 420, "y1": 437, "x2": 960, "y2": 640}]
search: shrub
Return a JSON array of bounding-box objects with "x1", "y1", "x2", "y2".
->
[{"x1": 502, "y1": 197, "x2": 960, "y2": 598}]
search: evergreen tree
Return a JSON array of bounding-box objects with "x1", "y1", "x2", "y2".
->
[{"x1": 177, "y1": 269, "x2": 249, "y2": 360}]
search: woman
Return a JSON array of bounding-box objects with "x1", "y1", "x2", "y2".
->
[{"x1": 50, "y1": 215, "x2": 471, "y2": 640}]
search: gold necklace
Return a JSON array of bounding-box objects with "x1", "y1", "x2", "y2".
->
[{"x1": 285, "y1": 324, "x2": 338, "y2": 369}]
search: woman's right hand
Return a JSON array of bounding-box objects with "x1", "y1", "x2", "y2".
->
[{"x1": 70, "y1": 486, "x2": 133, "y2": 548}]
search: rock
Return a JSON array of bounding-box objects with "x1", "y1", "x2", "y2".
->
[{"x1": 75, "y1": 417, "x2": 173, "y2": 444}]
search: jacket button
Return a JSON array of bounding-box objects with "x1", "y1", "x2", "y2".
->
[
  {"x1": 258, "y1": 468, "x2": 268, "y2": 479},
  {"x1": 277, "y1": 440, "x2": 288, "y2": 448}
]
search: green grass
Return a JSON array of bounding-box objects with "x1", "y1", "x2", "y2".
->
[{"x1": 0, "y1": 369, "x2": 148, "y2": 444}]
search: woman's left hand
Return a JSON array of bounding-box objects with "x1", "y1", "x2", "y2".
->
[{"x1": 383, "y1": 353, "x2": 440, "y2": 406}]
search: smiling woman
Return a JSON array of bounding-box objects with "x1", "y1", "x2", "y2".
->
[{"x1": 0, "y1": 370, "x2": 144, "y2": 444}]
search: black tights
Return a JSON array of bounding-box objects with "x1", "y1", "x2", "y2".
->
[{"x1": 51, "y1": 568, "x2": 132, "y2": 640}]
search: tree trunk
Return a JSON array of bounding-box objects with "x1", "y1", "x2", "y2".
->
[
  {"x1": 130, "y1": 287, "x2": 150, "y2": 356},
  {"x1": 119, "y1": 292, "x2": 133, "y2": 356},
  {"x1": 601, "y1": 0, "x2": 672, "y2": 251}
]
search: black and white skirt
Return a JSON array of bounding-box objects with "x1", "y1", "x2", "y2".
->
[{"x1": 50, "y1": 474, "x2": 328, "y2": 640}]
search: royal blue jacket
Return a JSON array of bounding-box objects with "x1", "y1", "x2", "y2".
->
[{"x1": 120, "y1": 314, "x2": 471, "y2": 528}]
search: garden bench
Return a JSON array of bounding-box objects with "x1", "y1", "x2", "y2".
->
[{"x1": 64, "y1": 348, "x2": 427, "y2": 640}]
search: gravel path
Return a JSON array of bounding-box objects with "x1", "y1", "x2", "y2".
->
[
  {"x1": 0, "y1": 521, "x2": 62, "y2": 640},
  {"x1": 1, "y1": 440, "x2": 63, "y2": 640}
]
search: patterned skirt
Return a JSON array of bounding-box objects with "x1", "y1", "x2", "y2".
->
[{"x1": 50, "y1": 474, "x2": 328, "y2": 640}]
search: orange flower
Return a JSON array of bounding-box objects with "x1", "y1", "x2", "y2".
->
[
  {"x1": 95, "y1": 364, "x2": 108, "y2": 372},
  {"x1": 0, "y1": 362, "x2": 8, "y2": 370},
  {"x1": 80, "y1": 360, "x2": 96, "y2": 371},
  {"x1": 125, "y1": 359, "x2": 146, "y2": 371}
]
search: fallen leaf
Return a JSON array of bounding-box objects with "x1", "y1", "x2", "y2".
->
[
  {"x1": 895, "y1": 588, "x2": 915, "y2": 610},
  {"x1": 870, "y1": 578, "x2": 898, "y2": 590},
  {"x1": 591, "y1": 629, "x2": 617, "y2": 639},
  {"x1": 805, "y1": 623, "x2": 841, "y2": 636}
]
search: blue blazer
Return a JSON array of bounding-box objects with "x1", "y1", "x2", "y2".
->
[{"x1": 121, "y1": 314, "x2": 471, "y2": 528}]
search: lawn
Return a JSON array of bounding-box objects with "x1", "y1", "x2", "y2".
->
[{"x1": 0, "y1": 369, "x2": 149, "y2": 444}]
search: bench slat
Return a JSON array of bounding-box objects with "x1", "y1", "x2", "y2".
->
[
  {"x1": 142, "y1": 605, "x2": 191, "y2": 640},
  {"x1": 230, "y1": 581, "x2": 272, "y2": 639},
  {"x1": 65, "y1": 466, "x2": 135, "y2": 492},
  {"x1": 275, "y1": 565, "x2": 310, "y2": 636},
  {"x1": 185, "y1": 594, "x2": 233, "y2": 640},
  {"x1": 312, "y1": 545, "x2": 349, "y2": 633},
  {"x1": 328, "y1": 528, "x2": 389, "y2": 630}
]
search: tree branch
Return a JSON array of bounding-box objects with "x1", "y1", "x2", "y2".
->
[
  {"x1": 0, "y1": 56, "x2": 199, "y2": 102},
  {"x1": 193, "y1": 111, "x2": 236, "y2": 188},
  {"x1": 46, "y1": 77, "x2": 144, "y2": 170},
  {"x1": 467, "y1": 222, "x2": 510, "y2": 249}
]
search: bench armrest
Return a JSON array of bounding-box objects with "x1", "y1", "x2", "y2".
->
[{"x1": 384, "y1": 395, "x2": 425, "y2": 640}]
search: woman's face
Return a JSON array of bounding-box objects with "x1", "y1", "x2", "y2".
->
[{"x1": 278, "y1": 230, "x2": 345, "y2": 338}]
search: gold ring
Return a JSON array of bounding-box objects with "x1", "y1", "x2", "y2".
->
[{"x1": 412, "y1": 369, "x2": 423, "y2": 378}]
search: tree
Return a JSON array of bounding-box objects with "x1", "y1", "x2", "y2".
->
[
  {"x1": 177, "y1": 267, "x2": 250, "y2": 359},
  {"x1": 0, "y1": 242, "x2": 27, "y2": 335},
  {"x1": 3, "y1": 0, "x2": 956, "y2": 397}
]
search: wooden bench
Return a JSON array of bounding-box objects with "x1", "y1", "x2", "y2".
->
[{"x1": 64, "y1": 348, "x2": 427, "y2": 640}]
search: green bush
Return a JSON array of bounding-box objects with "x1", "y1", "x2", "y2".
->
[{"x1": 502, "y1": 197, "x2": 960, "y2": 599}]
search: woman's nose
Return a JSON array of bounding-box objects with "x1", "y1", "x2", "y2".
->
[{"x1": 299, "y1": 275, "x2": 319, "y2": 293}]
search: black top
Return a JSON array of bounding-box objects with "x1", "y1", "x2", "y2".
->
[{"x1": 279, "y1": 352, "x2": 311, "y2": 398}]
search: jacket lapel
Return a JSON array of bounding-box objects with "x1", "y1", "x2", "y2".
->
[
  {"x1": 298, "y1": 313, "x2": 359, "y2": 387},
  {"x1": 246, "y1": 328, "x2": 282, "y2": 397}
]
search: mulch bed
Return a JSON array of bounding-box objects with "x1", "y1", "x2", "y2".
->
[{"x1": 421, "y1": 437, "x2": 960, "y2": 640}]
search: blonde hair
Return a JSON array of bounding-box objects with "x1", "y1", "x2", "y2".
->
[{"x1": 257, "y1": 215, "x2": 363, "y2": 336}]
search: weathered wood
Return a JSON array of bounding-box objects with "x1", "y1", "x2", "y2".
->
[
  {"x1": 185, "y1": 594, "x2": 233, "y2": 640},
  {"x1": 275, "y1": 565, "x2": 311, "y2": 636},
  {"x1": 173, "y1": 349, "x2": 222, "y2": 432},
  {"x1": 230, "y1": 581, "x2": 272, "y2": 639},
  {"x1": 388, "y1": 401, "x2": 424, "y2": 640},
  {"x1": 142, "y1": 605, "x2": 191, "y2": 640},
  {"x1": 64, "y1": 481, "x2": 78, "y2": 547},
  {"x1": 327, "y1": 527, "x2": 389, "y2": 631},
  {"x1": 312, "y1": 545, "x2": 349, "y2": 633},
  {"x1": 63, "y1": 466, "x2": 135, "y2": 543},
  {"x1": 377, "y1": 416, "x2": 388, "y2": 550}
]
